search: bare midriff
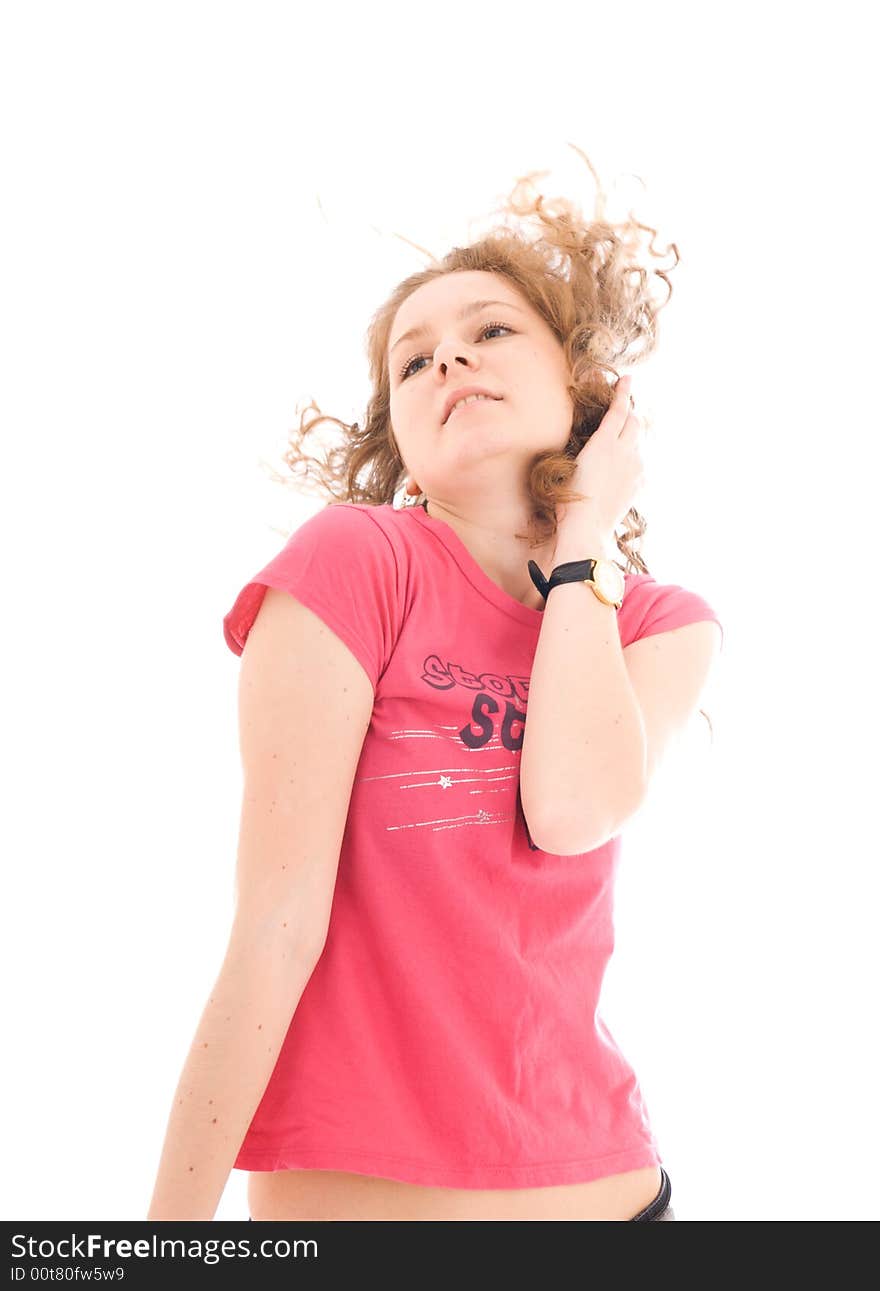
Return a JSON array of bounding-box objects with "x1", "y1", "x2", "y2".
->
[{"x1": 248, "y1": 1162, "x2": 663, "y2": 1221}]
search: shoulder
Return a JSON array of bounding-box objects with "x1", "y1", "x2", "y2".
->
[
  {"x1": 223, "y1": 502, "x2": 410, "y2": 686},
  {"x1": 255, "y1": 503, "x2": 405, "y2": 579},
  {"x1": 288, "y1": 500, "x2": 396, "y2": 539},
  {"x1": 301, "y1": 500, "x2": 406, "y2": 552},
  {"x1": 619, "y1": 571, "x2": 724, "y2": 651}
]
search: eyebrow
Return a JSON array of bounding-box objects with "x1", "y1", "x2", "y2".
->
[{"x1": 389, "y1": 298, "x2": 527, "y2": 357}]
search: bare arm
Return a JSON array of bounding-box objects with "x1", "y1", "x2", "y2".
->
[
  {"x1": 147, "y1": 585, "x2": 375, "y2": 1219},
  {"x1": 146, "y1": 924, "x2": 318, "y2": 1220}
]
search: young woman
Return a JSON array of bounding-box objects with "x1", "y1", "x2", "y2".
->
[{"x1": 148, "y1": 158, "x2": 722, "y2": 1222}]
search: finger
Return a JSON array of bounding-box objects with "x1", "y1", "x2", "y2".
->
[
  {"x1": 607, "y1": 375, "x2": 633, "y2": 430},
  {"x1": 619, "y1": 412, "x2": 647, "y2": 448}
]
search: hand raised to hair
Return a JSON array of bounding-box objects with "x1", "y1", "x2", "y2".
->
[{"x1": 558, "y1": 374, "x2": 648, "y2": 537}]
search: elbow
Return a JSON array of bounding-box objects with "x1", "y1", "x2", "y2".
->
[
  {"x1": 230, "y1": 909, "x2": 329, "y2": 972},
  {"x1": 532, "y1": 814, "x2": 613, "y2": 856},
  {"x1": 532, "y1": 784, "x2": 646, "y2": 856}
]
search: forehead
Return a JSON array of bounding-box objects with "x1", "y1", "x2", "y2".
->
[{"x1": 390, "y1": 270, "x2": 529, "y2": 338}]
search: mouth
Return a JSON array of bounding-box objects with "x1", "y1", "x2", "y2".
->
[{"x1": 443, "y1": 395, "x2": 502, "y2": 425}]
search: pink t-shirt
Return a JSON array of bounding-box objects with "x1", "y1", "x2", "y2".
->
[{"x1": 222, "y1": 501, "x2": 724, "y2": 1188}]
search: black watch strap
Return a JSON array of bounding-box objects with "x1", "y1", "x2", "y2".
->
[
  {"x1": 527, "y1": 559, "x2": 550, "y2": 598},
  {"x1": 528, "y1": 558, "x2": 598, "y2": 601}
]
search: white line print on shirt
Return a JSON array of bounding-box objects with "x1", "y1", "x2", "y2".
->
[
  {"x1": 357, "y1": 753, "x2": 541, "y2": 848},
  {"x1": 354, "y1": 650, "x2": 542, "y2": 849}
]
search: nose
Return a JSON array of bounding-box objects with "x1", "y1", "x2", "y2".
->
[{"x1": 432, "y1": 338, "x2": 476, "y2": 380}]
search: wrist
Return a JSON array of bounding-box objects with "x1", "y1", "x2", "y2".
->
[{"x1": 552, "y1": 521, "x2": 617, "y2": 566}]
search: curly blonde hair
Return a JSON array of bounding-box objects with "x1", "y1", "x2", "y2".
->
[{"x1": 263, "y1": 145, "x2": 715, "y2": 742}]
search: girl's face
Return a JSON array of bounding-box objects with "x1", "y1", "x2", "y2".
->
[{"x1": 387, "y1": 270, "x2": 574, "y2": 504}]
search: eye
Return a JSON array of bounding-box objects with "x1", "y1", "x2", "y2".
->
[{"x1": 398, "y1": 321, "x2": 513, "y2": 381}]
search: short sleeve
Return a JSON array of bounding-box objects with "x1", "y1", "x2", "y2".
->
[
  {"x1": 222, "y1": 504, "x2": 403, "y2": 694},
  {"x1": 620, "y1": 574, "x2": 724, "y2": 652}
]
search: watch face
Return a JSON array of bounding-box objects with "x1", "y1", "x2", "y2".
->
[{"x1": 595, "y1": 560, "x2": 624, "y2": 602}]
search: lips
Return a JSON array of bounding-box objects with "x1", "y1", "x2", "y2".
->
[{"x1": 441, "y1": 388, "x2": 502, "y2": 425}]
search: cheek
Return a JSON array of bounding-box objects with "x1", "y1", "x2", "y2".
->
[
  {"x1": 518, "y1": 358, "x2": 574, "y2": 421},
  {"x1": 390, "y1": 423, "x2": 430, "y2": 475}
]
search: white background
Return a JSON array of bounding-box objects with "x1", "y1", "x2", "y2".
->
[{"x1": 2, "y1": 0, "x2": 877, "y2": 1223}]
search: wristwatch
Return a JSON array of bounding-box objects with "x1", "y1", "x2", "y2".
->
[{"x1": 527, "y1": 557, "x2": 625, "y2": 610}]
